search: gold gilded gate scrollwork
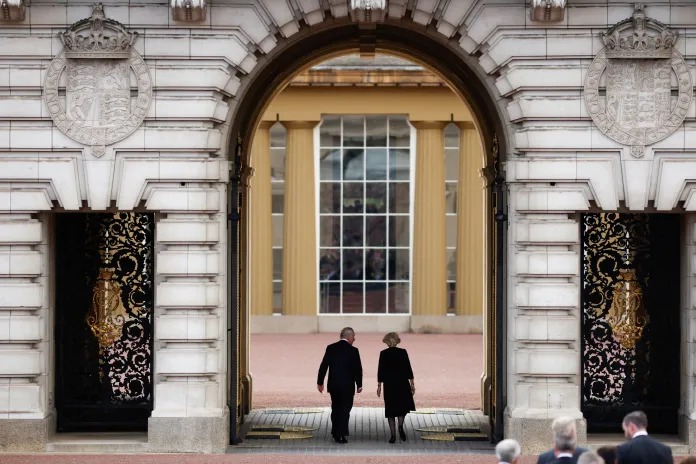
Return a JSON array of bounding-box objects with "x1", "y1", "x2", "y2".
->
[
  {"x1": 87, "y1": 268, "x2": 128, "y2": 347},
  {"x1": 606, "y1": 269, "x2": 648, "y2": 350}
]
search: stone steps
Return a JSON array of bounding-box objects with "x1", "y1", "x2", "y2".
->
[{"x1": 45, "y1": 432, "x2": 149, "y2": 454}]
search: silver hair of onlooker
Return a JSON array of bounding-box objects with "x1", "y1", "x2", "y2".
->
[
  {"x1": 552, "y1": 416, "x2": 578, "y2": 452},
  {"x1": 577, "y1": 451, "x2": 605, "y2": 464},
  {"x1": 495, "y1": 438, "x2": 521, "y2": 463},
  {"x1": 340, "y1": 327, "x2": 355, "y2": 339}
]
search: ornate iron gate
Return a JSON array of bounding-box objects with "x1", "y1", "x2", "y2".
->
[
  {"x1": 55, "y1": 213, "x2": 154, "y2": 431},
  {"x1": 581, "y1": 213, "x2": 680, "y2": 433}
]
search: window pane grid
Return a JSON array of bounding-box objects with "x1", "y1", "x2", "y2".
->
[
  {"x1": 445, "y1": 123, "x2": 459, "y2": 314},
  {"x1": 319, "y1": 115, "x2": 411, "y2": 314}
]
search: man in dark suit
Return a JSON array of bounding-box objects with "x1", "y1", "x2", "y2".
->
[
  {"x1": 537, "y1": 416, "x2": 587, "y2": 464},
  {"x1": 317, "y1": 327, "x2": 363, "y2": 444},
  {"x1": 617, "y1": 411, "x2": 672, "y2": 464}
]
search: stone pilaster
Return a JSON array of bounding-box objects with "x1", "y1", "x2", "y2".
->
[
  {"x1": 149, "y1": 186, "x2": 229, "y2": 453},
  {"x1": 249, "y1": 121, "x2": 275, "y2": 316},
  {"x1": 455, "y1": 122, "x2": 485, "y2": 317},
  {"x1": 682, "y1": 214, "x2": 696, "y2": 453},
  {"x1": 280, "y1": 121, "x2": 319, "y2": 316},
  {"x1": 504, "y1": 181, "x2": 585, "y2": 454},
  {"x1": 0, "y1": 214, "x2": 51, "y2": 452},
  {"x1": 411, "y1": 121, "x2": 448, "y2": 316}
]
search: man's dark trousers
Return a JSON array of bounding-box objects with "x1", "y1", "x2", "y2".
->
[{"x1": 330, "y1": 388, "x2": 353, "y2": 438}]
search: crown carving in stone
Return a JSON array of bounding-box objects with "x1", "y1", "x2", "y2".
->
[
  {"x1": 60, "y1": 3, "x2": 137, "y2": 59},
  {"x1": 602, "y1": 3, "x2": 677, "y2": 59}
]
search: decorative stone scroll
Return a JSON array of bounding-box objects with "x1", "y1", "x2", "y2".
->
[
  {"x1": 43, "y1": 4, "x2": 152, "y2": 158},
  {"x1": 349, "y1": 0, "x2": 387, "y2": 23},
  {"x1": 171, "y1": 0, "x2": 207, "y2": 22},
  {"x1": 529, "y1": 0, "x2": 566, "y2": 23},
  {"x1": 584, "y1": 3, "x2": 692, "y2": 159}
]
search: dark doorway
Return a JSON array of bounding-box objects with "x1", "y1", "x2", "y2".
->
[
  {"x1": 55, "y1": 213, "x2": 154, "y2": 432},
  {"x1": 581, "y1": 213, "x2": 681, "y2": 434}
]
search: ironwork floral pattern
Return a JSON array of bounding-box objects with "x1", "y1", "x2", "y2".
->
[
  {"x1": 582, "y1": 213, "x2": 651, "y2": 407},
  {"x1": 85, "y1": 213, "x2": 153, "y2": 403}
]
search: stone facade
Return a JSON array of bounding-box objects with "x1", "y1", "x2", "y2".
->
[{"x1": 0, "y1": 0, "x2": 695, "y2": 454}]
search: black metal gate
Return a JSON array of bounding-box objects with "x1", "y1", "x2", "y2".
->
[
  {"x1": 55, "y1": 213, "x2": 154, "y2": 432},
  {"x1": 581, "y1": 213, "x2": 680, "y2": 433}
]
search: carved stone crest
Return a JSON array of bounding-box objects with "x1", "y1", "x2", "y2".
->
[
  {"x1": 43, "y1": 4, "x2": 152, "y2": 158},
  {"x1": 584, "y1": 4, "x2": 692, "y2": 158}
]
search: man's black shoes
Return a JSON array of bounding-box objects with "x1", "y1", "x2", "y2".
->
[{"x1": 339, "y1": 436, "x2": 348, "y2": 444}]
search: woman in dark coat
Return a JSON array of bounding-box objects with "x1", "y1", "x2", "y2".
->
[{"x1": 377, "y1": 332, "x2": 415, "y2": 443}]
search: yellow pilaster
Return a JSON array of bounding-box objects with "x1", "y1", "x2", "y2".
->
[
  {"x1": 249, "y1": 121, "x2": 275, "y2": 316},
  {"x1": 411, "y1": 121, "x2": 448, "y2": 316},
  {"x1": 281, "y1": 121, "x2": 319, "y2": 316},
  {"x1": 455, "y1": 123, "x2": 485, "y2": 316}
]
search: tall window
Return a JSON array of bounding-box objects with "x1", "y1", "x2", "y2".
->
[
  {"x1": 445, "y1": 123, "x2": 459, "y2": 313},
  {"x1": 270, "y1": 123, "x2": 286, "y2": 314},
  {"x1": 318, "y1": 115, "x2": 412, "y2": 314}
]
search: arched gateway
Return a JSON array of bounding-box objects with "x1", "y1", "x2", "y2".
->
[{"x1": 1, "y1": 0, "x2": 696, "y2": 456}]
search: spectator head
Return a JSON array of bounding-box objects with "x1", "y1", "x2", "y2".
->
[
  {"x1": 551, "y1": 416, "x2": 578, "y2": 452},
  {"x1": 578, "y1": 451, "x2": 605, "y2": 464},
  {"x1": 495, "y1": 439, "x2": 521, "y2": 463},
  {"x1": 340, "y1": 327, "x2": 355, "y2": 344},
  {"x1": 622, "y1": 410, "x2": 648, "y2": 438},
  {"x1": 596, "y1": 445, "x2": 618, "y2": 464},
  {"x1": 382, "y1": 332, "x2": 401, "y2": 348}
]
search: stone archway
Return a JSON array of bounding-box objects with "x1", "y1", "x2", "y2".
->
[{"x1": 224, "y1": 18, "x2": 511, "y2": 445}]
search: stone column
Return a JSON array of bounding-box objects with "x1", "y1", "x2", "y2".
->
[
  {"x1": 249, "y1": 121, "x2": 274, "y2": 316},
  {"x1": 411, "y1": 121, "x2": 448, "y2": 316},
  {"x1": 455, "y1": 122, "x2": 485, "y2": 316},
  {"x1": 281, "y1": 121, "x2": 319, "y2": 316}
]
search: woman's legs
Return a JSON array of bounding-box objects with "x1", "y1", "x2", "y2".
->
[
  {"x1": 398, "y1": 416, "x2": 406, "y2": 441},
  {"x1": 387, "y1": 417, "x2": 396, "y2": 443}
]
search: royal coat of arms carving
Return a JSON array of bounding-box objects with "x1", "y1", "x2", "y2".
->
[
  {"x1": 44, "y1": 4, "x2": 152, "y2": 158},
  {"x1": 584, "y1": 3, "x2": 692, "y2": 158}
]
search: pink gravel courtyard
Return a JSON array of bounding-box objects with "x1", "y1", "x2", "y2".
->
[{"x1": 250, "y1": 333, "x2": 484, "y2": 410}]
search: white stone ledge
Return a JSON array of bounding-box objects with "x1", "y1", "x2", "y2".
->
[
  {"x1": 156, "y1": 282, "x2": 220, "y2": 308},
  {"x1": 515, "y1": 317, "x2": 578, "y2": 342},
  {"x1": 515, "y1": 282, "x2": 578, "y2": 309},
  {"x1": 0, "y1": 315, "x2": 42, "y2": 342},
  {"x1": 515, "y1": 350, "x2": 579, "y2": 376},
  {"x1": 157, "y1": 349, "x2": 219, "y2": 375},
  {"x1": 508, "y1": 157, "x2": 622, "y2": 211},
  {"x1": 208, "y1": 6, "x2": 276, "y2": 53},
  {"x1": 153, "y1": 64, "x2": 241, "y2": 96},
  {"x1": 515, "y1": 251, "x2": 579, "y2": 277},
  {"x1": 0, "y1": 350, "x2": 41, "y2": 376},
  {"x1": 146, "y1": 188, "x2": 221, "y2": 213},
  {"x1": 154, "y1": 96, "x2": 228, "y2": 122},
  {"x1": 0, "y1": 283, "x2": 43, "y2": 309},
  {"x1": 0, "y1": 188, "x2": 52, "y2": 212},
  {"x1": 157, "y1": 251, "x2": 219, "y2": 275},
  {"x1": 496, "y1": 62, "x2": 585, "y2": 97},
  {"x1": 514, "y1": 383, "x2": 580, "y2": 412},
  {"x1": 153, "y1": 380, "x2": 222, "y2": 415},
  {"x1": 514, "y1": 188, "x2": 589, "y2": 213},
  {"x1": 0, "y1": 251, "x2": 41, "y2": 277},
  {"x1": 156, "y1": 220, "x2": 220, "y2": 244},
  {"x1": 115, "y1": 158, "x2": 226, "y2": 210},
  {"x1": 156, "y1": 315, "x2": 220, "y2": 341},
  {"x1": 465, "y1": 4, "x2": 526, "y2": 45},
  {"x1": 0, "y1": 220, "x2": 41, "y2": 244},
  {"x1": 515, "y1": 221, "x2": 579, "y2": 245}
]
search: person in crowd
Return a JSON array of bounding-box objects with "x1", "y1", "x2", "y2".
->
[
  {"x1": 377, "y1": 332, "x2": 415, "y2": 443},
  {"x1": 680, "y1": 457, "x2": 696, "y2": 464},
  {"x1": 617, "y1": 410, "x2": 672, "y2": 464},
  {"x1": 578, "y1": 451, "x2": 605, "y2": 464},
  {"x1": 496, "y1": 439, "x2": 522, "y2": 464},
  {"x1": 317, "y1": 327, "x2": 363, "y2": 444},
  {"x1": 537, "y1": 416, "x2": 587, "y2": 464},
  {"x1": 596, "y1": 445, "x2": 617, "y2": 464}
]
